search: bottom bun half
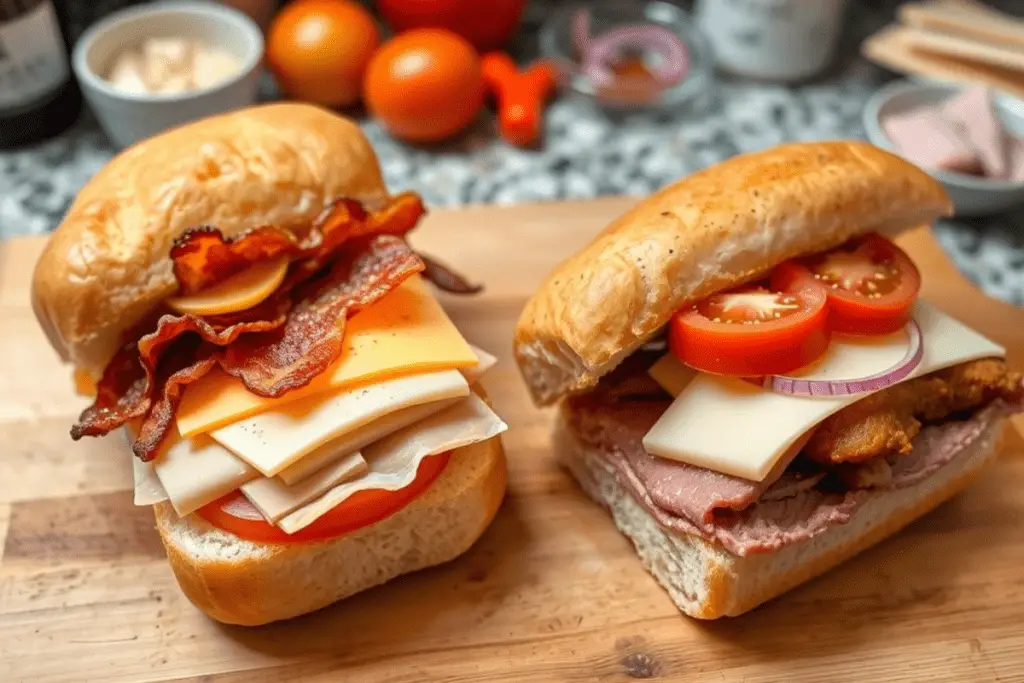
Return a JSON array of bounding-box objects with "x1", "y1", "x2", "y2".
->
[
  {"x1": 553, "y1": 408, "x2": 1006, "y2": 619},
  {"x1": 155, "y1": 435, "x2": 507, "y2": 626}
]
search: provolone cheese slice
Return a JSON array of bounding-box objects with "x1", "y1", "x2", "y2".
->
[
  {"x1": 277, "y1": 398, "x2": 461, "y2": 485},
  {"x1": 176, "y1": 276, "x2": 478, "y2": 437},
  {"x1": 278, "y1": 394, "x2": 507, "y2": 534},
  {"x1": 277, "y1": 344, "x2": 499, "y2": 485},
  {"x1": 210, "y1": 369, "x2": 471, "y2": 476},
  {"x1": 152, "y1": 433, "x2": 260, "y2": 515},
  {"x1": 643, "y1": 300, "x2": 1005, "y2": 481},
  {"x1": 241, "y1": 452, "x2": 368, "y2": 522},
  {"x1": 128, "y1": 428, "x2": 169, "y2": 506},
  {"x1": 167, "y1": 257, "x2": 289, "y2": 316},
  {"x1": 463, "y1": 345, "x2": 498, "y2": 384}
]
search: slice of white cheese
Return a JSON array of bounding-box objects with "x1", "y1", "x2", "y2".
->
[
  {"x1": 463, "y1": 345, "x2": 498, "y2": 384},
  {"x1": 241, "y1": 452, "x2": 368, "y2": 522},
  {"x1": 276, "y1": 398, "x2": 461, "y2": 485},
  {"x1": 277, "y1": 344, "x2": 499, "y2": 485},
  {"x1": 277, "y1": 394, "x2": 507, "y2": 534},
  {"x1": 133, "y1": 458, "x2": 169, "y2": 506},
  {"x1": 128, "y1": 428, "x2": 169, "y2": 506},
  {"x1": 643, "y1": 300, "x2": 1006, "y2": 482},
  {"x1": 210, "y1": 369, "x2": 471, "y2": 476},
  {"x1": 153, "y1": 433, "x2": 260, "y2": 515}
]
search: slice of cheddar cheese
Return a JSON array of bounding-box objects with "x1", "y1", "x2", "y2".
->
[{"x1": 176, "y1": 276, "x2": 478, "y2": 437}]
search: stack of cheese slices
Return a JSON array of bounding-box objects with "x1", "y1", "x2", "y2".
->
[{"x1": 132, "y1": 275, "x2": 506, "y2": 535}]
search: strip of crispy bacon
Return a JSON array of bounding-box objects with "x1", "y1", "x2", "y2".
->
[
  {"x1": 221, "y1": 235, "x2": 425, "y2": 397},
  {"x1": 171, "y1": 192, "x2": 426, "y2": 295},
  {"x1": 72, "y1": 236, "x2": 425, "y2": 461},
  {"x1": 71, "y1": 343, "x2": 151, "y2": 439}
]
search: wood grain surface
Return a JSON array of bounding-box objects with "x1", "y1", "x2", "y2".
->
[{"x1": 2, "y1": 198, "x2": 1023, "y2": 683}]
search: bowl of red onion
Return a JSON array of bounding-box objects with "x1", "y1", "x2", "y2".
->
[{"x1": 539, "y1": 1, "x2": 713, "y2": 112}]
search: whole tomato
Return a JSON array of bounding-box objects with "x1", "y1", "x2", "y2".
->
[
  {"x1": 375, "y1": 0, "x2": 529, "y2": 51},
  {"x1": 364, "y1": 28, "x2": 485, "y2": 143},
  {"x1": 267, "y1": 0, "x2": 381, "y2": 108}
]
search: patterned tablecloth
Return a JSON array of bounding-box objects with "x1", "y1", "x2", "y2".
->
[{"x1": 1, "y1": 0, "x2": 1022, "y2": 303}]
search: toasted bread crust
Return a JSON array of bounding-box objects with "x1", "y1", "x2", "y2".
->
[
  {"x1": 514, "y1": 142, "x2": 952, "y2": 405},
  {"x1": 156, "y1": 435, "x2": 507, "y2": 626}
]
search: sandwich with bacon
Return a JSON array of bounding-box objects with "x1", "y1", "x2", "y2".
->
[
  {"x1": 32, "y1": 104, "x2": 508, "y2": 626},
  {"x1": 515, "y1": 141, "x2": 1023, "y2": 618}
]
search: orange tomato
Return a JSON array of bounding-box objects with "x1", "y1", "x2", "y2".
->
[
  {"x1": 376, "y1": 0, "x2": 528, "y2": 52},
  {"x1": 267, "y1": 0, "x2": 381, "y2": 108},
  {"x1": 364, "y1": 28, "x2": 485, "y2": 143}
]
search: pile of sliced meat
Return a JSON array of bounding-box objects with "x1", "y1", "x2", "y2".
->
[
  {"x1": 72, "y1": 192, "x2": 474, "y2": 462},
  {"x1": 567, "y1": 353, "x2": 1024, "y2": 556}
]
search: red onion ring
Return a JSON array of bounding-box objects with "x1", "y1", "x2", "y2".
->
[
  {"x1": 582, "y1": 25, "x2": 689, "y2": 88},
  {"x1": 757, "y1": 319, "x2": 924, "y2": 398}
]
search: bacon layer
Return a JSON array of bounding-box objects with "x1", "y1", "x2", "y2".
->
[
  {"x1": 170, "y1": 192, "x2": 425, "y2": 295},
  {"x1": 73, "y1": 236, "x2": 424, "y2": 461}
]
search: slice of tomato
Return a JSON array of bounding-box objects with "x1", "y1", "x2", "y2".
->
[
  {"x1": 771, "y1": 234, "x2": 921, "y2": 335},
  {"x1": 196, "y1": 451, "x2": 451, "y2": 544},
  {"x1": 669, "y1": 283, "x2": 830, "y2": 377}
]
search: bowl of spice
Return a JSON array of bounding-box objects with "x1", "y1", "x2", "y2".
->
[
  {"x1": 72, "y1": 1, "x2": 263, "y2": 148},
  {"x1": 864, "y1": 80, "x2": 1024, "y2": 217},
  {"x1": 539, "y1": 1, "x2": 713, "y2": 113}
]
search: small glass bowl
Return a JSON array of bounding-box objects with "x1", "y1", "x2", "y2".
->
[{"x1": 539, "y1": 1, "x2": 714, "y2": 114}]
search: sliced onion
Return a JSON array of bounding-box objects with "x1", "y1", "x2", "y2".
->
[
  {"x1": 582, "y1": 25, "x2": 689, "y2": 88},
  {"x1": 757, "y1": 319, "x2": 924, "y2": 398}
]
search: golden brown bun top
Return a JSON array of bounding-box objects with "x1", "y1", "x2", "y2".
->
[
  {"x1": 514, "y1": 141, "x2": 953, "y2": 405},
  {"x1": 32, "y1": 103, "x2": 388, "y2": 377}
]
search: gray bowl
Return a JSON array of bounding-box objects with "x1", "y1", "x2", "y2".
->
[
  {"x1": 863, "y1": 80, "x2": 1024, "y2": 218},
  {"x1": 72, "y1": 1, "x2": 264, "y2": 149}
]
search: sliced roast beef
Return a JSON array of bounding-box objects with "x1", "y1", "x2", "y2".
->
[
  {"x1": 567, "y1": 397, "x2": 807, "y2": 524},
  {"x1": 567, "y1": 390, "x2": 1020, "y2": 556}
]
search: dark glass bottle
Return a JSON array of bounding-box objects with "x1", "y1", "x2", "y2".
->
[{"x1": 0, "y1": 0, "x2": 82, "y2": 148}]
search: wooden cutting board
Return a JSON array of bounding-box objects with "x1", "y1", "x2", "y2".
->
[{"x1": 2, "y1": 198, "x2": 1023, "y2": 683}]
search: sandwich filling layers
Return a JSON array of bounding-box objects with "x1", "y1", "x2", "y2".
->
[
  {"x1": 567, "y1": 362, "x2": 1021, "y2": 556},
  {"x1": 562, "y1": 232, "x2": 1022, "y2": 557},
  {"x1": 73, "y1": 193, "x2": 507, "y2": 543}
]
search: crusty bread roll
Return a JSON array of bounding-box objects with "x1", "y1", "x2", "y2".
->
[
  {"x1": 32, "y1": 103, "x2": 389, "y2": 378},
  {"x1": 156, "y1": 435, "x2": 506, "y2": 626},
  {"x1": 514, "y1": 141, "x2": 953, "y2": 406},
  {"x1": 554, "y1": 408, "x2": 1005, "y2": 619}
]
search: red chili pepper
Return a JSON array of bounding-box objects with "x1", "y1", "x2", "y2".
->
[{"x1": 481, "y1": 52, "x2": 559, "y2": 147}]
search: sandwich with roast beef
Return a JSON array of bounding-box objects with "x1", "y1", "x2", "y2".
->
[
  {"x1": 514, "y1": 141, "x2": 1023, "y2": 618},
  {"x1": 31, "y1": 103, "x2": 508, "y2": 626}
]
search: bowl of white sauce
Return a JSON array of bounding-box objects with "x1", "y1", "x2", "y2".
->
[{"x1": 73, "y1": 1, "x2": 263, "y2": 148}]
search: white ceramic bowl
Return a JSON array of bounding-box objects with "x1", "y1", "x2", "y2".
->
[
  {"x1": 72, "y1": 1, "x2": 264, "y2": 149},
  {"x1": 863, "y1": 80, "x2": 1024, "y2": 218}
]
